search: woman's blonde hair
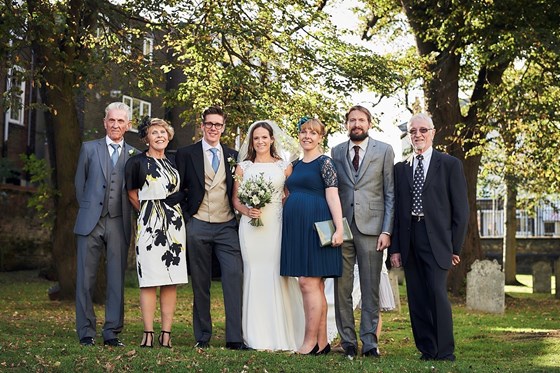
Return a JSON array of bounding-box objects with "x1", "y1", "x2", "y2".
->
[
  {"x1": 140, "y1": 118, "x2": 175, "y2": 143},
  {"x1": 299, "y1": 118, "x2": 325, "y2": 136}
]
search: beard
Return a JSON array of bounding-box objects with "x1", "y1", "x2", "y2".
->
[{"x1": 349, "y1": 129, "x2": 368, "y2": 142}]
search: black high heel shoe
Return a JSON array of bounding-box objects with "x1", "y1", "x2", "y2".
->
[
  {"x1": 316, "y1": 343, "x2": 331, "y2": 355},
  {"x1": 297, "y1": 343, "x2": 319, "y2": 355},
  {"x1": 158, "y1": 331, "x2": 172, "y2": 348},
  {"x1": 140, "y1": 331, "x2": 154, "y2": 348}
]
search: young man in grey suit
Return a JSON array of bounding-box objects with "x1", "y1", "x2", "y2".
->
[
  {"x1": 74, "y1": 102, "x2": 136, "y2": 347},
  {"x1": 390, "y1": 113, "x2": 468, "y2": 361},
  {"x1": 331, "y1": 105, "x2": 395, "y2": 358},
  {"x1": 175, "y1": 106, "x2": 246, "y2": 350}
]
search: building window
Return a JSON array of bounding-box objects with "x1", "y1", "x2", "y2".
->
[
  {"x1": 143, "y1": 37, "x2": 153, "y2": 61},
  {"x1": 122, "y1": 95, "x2": 151, "y2": 131},
  {"x1": 6, "y1": 67, "x2": 25, "y2": 126}
]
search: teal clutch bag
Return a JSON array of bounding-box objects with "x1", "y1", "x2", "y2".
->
[{"x1": 313, "y1": 217, "x2": 353, "y2": 247}]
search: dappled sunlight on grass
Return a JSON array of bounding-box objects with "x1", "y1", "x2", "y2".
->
[
  {"x1": 490, "y1": 327, "x2": 559, "y2": 334},
  {"x1": 1, "y1": 270, "x2": 558, "y2": 372},
  {"x1": 505, "y1": 274, "x2": 557, "y2": 295}
]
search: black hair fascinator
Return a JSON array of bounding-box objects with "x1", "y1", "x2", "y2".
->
[
  {"x1": 138, "y1": 116, "x2": 151, "y2": 139},
  {"x1": 297, "y1": 116, "x2": 310, "y2": 131}
]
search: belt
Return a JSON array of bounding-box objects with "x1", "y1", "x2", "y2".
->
[{"x1": 412, "y1": 215, "x2": 425, "y2": 222}]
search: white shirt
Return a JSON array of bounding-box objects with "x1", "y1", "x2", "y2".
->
[
  {"x1": 348, "y1": 137, "x2": 369, "y2": 169},
  {"x1": 201, "y1": 138, "x2": 221, "y2": 165},
  {"x1": 105, "y1": 136, "x2": 124, "y2": 157},
  {"x1": 413, "y1": 146, "x2": 433, "y2": 178}
]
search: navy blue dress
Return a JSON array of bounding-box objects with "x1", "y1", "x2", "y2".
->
[{"x1": 280, "y1": 155, "x2": 342, "y2": 278}]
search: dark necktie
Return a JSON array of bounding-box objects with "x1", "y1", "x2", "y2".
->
[
  {"x1": 110, "y1": 143, "x2": 120, "y2": 166},
  {"x1": 352, "y1": 145, "x2": 360, "y2": 172},
  {"x1": 412, "y1": 154, "x2": 424, "y2": 215},
  {"x1": 209, "y1": 148, "x2": 219, "y2": 173}
]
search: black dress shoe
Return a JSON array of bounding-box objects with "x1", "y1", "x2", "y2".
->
[
  {"x1": 194, "y1": 341, "x2": 209, "y2": 349},
  {"x1": 362, "y1": 348, "x2": 380, "y2": 357},
  {"x1": 343, "y1": 345, "x2": 357, "y2": 359},
  {"x1": 225, "y1": 342, "x2": 251, "y2": 350},
  {"x1": 79, "y1": 337, "x2": 95, "y2": 346},
  {"x1": 437, "y1": 354, "x2": 456, "y2": 361},
  {"x1": 104, "y1": 338, "x2": 125, "y2": 347}
]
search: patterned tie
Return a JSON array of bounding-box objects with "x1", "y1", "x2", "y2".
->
[
  {"x1": 209, "y1": 148, "x2": 219, "y2": 173},
  {"x1": 110, "y1": 143, "x2": 120, "y2": 166},
  {"x1": 412, "y1": 154, "x2": 424, "y2": 215},
  {"x1": 352, "y1": 145, "x2": 360, "y2": 172}
]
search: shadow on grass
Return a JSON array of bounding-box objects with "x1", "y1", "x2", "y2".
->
[{"x1": 0, "y1": 270, "x2": 558, "y2": 372}]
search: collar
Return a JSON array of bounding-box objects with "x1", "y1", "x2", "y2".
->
[
  {"x1": 349, "y1": 137, "x2": 369, "y2": 152},
  {"x1": 202, "y1": 138, "x2": 220, "y2": 153},
  {"x1": 105, "y1": 136, "x2": 124, "y2": 147},
  {"x1": 414, "y1": 146, "x2": 433, "y2": 164}
]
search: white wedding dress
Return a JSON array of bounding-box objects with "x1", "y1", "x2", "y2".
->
[{"x1": 238, "y1": 160, "x2": 305, "y2": 351}]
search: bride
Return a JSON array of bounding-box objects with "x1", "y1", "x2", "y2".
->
[{"x1": 233, "y1": 121, "x2": 304, "y2": 351}]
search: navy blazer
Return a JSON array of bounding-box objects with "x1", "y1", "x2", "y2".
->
[
  {"x1": 389, "y1": 150, "x2": 469, "y2": 270},
  {"x1": 175, "y1": 141, "x2": 238, "y2": 221}
]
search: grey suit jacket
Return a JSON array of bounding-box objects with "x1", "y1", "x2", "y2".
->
[
  {"x1": 332, "y1": 137, "x2": 395, "y2": 236},
  {"x1": 73, "y1": 137, "x2": 135, "y2": 243}
]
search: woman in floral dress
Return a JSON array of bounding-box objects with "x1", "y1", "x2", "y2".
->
[{"x1": 125, "y1": 118, "x2": 187, "y2": 348}]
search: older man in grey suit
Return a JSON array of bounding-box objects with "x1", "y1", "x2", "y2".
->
[
  {"x1": 74, "y1": 102, "x2": 136, "y2": 347},
  {"x1": 332, "y1": 105, "x2": 395, "y2": 358}
]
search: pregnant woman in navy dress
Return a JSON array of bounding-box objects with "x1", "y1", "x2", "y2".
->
[{"x1": 280, "y1": 117, "x2": 344, "y2": 355}]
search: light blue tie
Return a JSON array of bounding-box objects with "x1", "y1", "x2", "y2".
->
[
  {"x1": 110, "y1": 143, "x2": 120, "y2": 166},
  {"x1": 209, "y1": 148, "x2": 219, "y2": 173}
]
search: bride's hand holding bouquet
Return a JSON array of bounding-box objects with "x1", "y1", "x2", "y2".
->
[{"x1": 236, "y1": 172, "x2": 275, "y2": 227}]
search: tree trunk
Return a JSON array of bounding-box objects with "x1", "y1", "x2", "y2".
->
[
  {"x1": 400, "y1": 0, "x2": 486, "y2": 295},
  {"x1": 448, "y1": 152, "x2": 483, "y2": 294},
  {"x1": 422, "y1": 51, "x2": 484, "y2": 295},
  {"x1": 42, "y1": 70, "x2": 81, "y2": 300},
  {"x1": 503, "y1": 175, "x2": 519, "y2": 285}
]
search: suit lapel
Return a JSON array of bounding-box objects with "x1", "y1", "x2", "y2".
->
[
  {"x1": 423, "y1": 150, "x2": 441, "y2": 190},
  {"x1": 406, "y1": 155, "x2": 414, "y2": 189},
  {"x1": 221, "y1": 145, "x2": 235, "y2": 189},
  {"x1": 96, "y1": 138, "x2": 109, "y2": 181},
  {"x1": 193, "y1": 142, "x2": 205, "y2": 187},
  {"x1": 356, "y1": 138, "x2": 376, "y2": 183},
  {"x1": 339, "y1": 141, "x2": 355, "y2": 182}
]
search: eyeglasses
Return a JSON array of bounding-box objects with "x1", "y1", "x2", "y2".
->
[
  {"x1": 203, "y1": 122, "x2": 224, "y2": 129},
  {"x1": 408, "y1": 127, "x2": 434, "y2": 135}
]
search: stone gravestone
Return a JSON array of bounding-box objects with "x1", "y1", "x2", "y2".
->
[
  {"x1": 555, "y1": 259, "x2": 560, "y2": 300},
  {"x1": 532, "y1": 261, "x2": 552, "y2": 294},
  {"x1": 554, "y1": 258, "x2": 560, "y2": 299},
  {"x1": 466, "y1": 259, "x2": 505, "y2": 314}
]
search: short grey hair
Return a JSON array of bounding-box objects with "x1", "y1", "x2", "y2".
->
[
  {"x1": 105, "y1": 102, "x2": 131, "y2": 120},
  {"x1": 407, "y1": 113, "x2": 434, "y2": 129}
]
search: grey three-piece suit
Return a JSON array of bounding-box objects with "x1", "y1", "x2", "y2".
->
[
  {"x1": 73, "y1": 137, "x2": 135, "y2": 341},
  {"x1": 332, "y1": 137, "x2": 395, "y2": 354}
]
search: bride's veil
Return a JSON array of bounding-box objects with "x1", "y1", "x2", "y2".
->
[{"x1": 237, "y1": 120, "x2": 300, "y2": 163}]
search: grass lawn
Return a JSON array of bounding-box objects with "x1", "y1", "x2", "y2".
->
[{"x1": 0, "y1": 271, "x2": 558, "y2": 372}]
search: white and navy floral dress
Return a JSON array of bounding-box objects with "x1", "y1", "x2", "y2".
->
[{"x1": 125, "y1": 152, "x2": 188, "y2": 288}]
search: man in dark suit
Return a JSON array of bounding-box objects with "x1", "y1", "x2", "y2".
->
[
  {"x1": 331, "y1": 105, "x2": 394, "y2": 358},
  {"x1": 74, "y1": 102, "x2": 136, "y2": 347},
  {"x1": 389, "y1": 113, "x2": 469, "y2": 361},
  {"x1": 175, "y1": 106, "x2": 246, "y2": 350}
]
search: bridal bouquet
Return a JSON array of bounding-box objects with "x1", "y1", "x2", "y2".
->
[{"x1": 237, "y1": 172, "x2": 275, "y2": 227}]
